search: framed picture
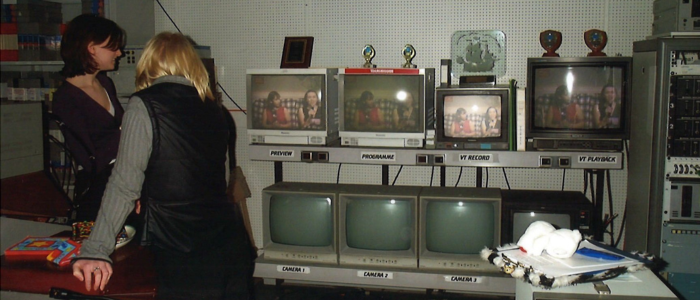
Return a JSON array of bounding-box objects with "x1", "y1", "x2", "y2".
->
[{"x1": 280, "y1": 36, "x2": 314, "y2": 68}]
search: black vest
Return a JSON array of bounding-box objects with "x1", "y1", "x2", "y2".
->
[{"x1": 136, "y1": 82, "x2": 234, "y2": 253}]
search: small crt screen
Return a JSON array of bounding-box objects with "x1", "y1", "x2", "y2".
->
[
  {"x1": 442, "y1": 95, "x2": 502, "y2": 139},
  {"x1": 250, "y1": 74, "x2": 326, "y2": 131},
  {"x1": 425, "y1": 200, "x2": 496, "y2": 254},
  {"x1": 269, "y1": 194, "x2": 333, "y2": 247},
  {"x1": 345, "y1": 197, "x2": 413, "y2": 251},
  {"x1": 343, "y1": 75, "x2": 423, "y2": 133}
]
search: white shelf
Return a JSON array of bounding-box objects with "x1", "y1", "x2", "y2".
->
[
  {"x1": 255, "y1": 257, "x2": 515, "y2": 296},
  {"x1": 249, "y1": 144, "x2": 624, "y2": 169},
  {"x1": 0, "y1": 61, "x2": 64, "y2": 72}
]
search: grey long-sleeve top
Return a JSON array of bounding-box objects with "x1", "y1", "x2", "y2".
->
[{"x1": 77, "y1": 76, "x2": 194, "y2": 263}]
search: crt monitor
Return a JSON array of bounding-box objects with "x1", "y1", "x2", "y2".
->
[
  {"x1": 526, "y1": 57, "x2": 632, "y2": 151},
  {"x1": 500, "y1": 189, "x2": 595, "y2": 244},
  {"x1": 338, "y1": 184, "x2": 422, "y2": 269},
  {"x1": 261, "y1": 182, "x2": 339, "y2": 264},
  {"x1": 247, "y1": 68, "x2": 339, "y2": 146},
  {"x1": 338, "y1": 68, "x2": 435, "y2": 148},
  {"x1": 418, "y1": 186, "x2": 502, "y2": 272},
  {"x1": 435, "y1": 85, "x2": 512, "y2": 150}
]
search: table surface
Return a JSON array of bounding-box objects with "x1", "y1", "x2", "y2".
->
[{"x1": 1, "y1": 219, "x2": 157, "y2": 299}]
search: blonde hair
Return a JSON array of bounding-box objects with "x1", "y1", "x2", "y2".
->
[{"x1": 134, "y1": 32, "x2": 213, "y2": 101}]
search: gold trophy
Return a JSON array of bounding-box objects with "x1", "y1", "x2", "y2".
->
[
  {"x1": 402, "y1": 44, "x2": 417, "y2": 68},
  {"x1": 539, "y1": 30, "x2": 562, "y2": 57},
  {"x1": 584, "y1": 29, "x2": 608, "y2": 57},
  {"x1": 362, "y1": 45, "x2": 376, "y2": 68}
]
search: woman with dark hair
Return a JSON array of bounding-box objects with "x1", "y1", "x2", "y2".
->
[
  {"x1": 262, "y1": 90, "x2": 291, "y2": 128},
  {"x1": 544, "y1": 85, "x2": 584, "y2": 129},
  {"x1": 52, "y1": 14, "x2": 126, "y2": 221},
  {"x1": 482, "y1": 106, "x2": 501, "y2": 136},
  {"x1": 593, "y1": 84, "x2": 621, "y2": 128},
  {"x1": 298, "y1": 89, "x2": 324, "y2": 129},
  {"x1": 354, "y1": 90, "x2": 383, "y2": 130},
  {"x1": 451, "y1": 107, "x2": 476, "y2": 137}
]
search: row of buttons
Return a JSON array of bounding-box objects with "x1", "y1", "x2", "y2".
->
[{"x1": 672, "y1": 164, "x2": 699, "y2": 175}]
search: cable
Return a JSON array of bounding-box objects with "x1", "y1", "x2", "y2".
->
[
  {"x1": 485, "y1": 167, "x2": 489, "y2": 187},
  {"x1": 501, "y1": 168, "x2": 510, "y2": 189},
  {"x1": 561, "y1": 169, "x2": 566, "y2": 190},
  {"x1": 606, "y1": 169, "x2": 615, "y2": 245},
  {"x1": 155, "y1": 0, "x2": 181, "y2": 33},
  {"x1": 429, "y1": 166, "x2": 435, "y2": 187},
  {"x1": 392, "y1": 165, "x2": 403, "y2": 186},
  {"x1": 155, "y1": 0, "x2": 246, "y2": 114},
  {"x1": 614, "y1": 205, "x2": 627, "y2": 248},
  {"x1": 218, "y1": 82, "x2": 246, "y2": 114},
  {"x1": 336, "y1": 164, "x2": 342, "y2": 184},
  {"x1": 454, "y1": 167, "x2": 463, "y2": 187}
]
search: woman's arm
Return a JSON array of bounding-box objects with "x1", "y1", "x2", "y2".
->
[{"x1": 72, "y1": 97, "x2": 152, "y2": 292}]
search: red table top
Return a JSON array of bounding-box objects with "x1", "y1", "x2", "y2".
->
[{"x1": 1, "y1": 233, "x2": 157, "y2": 299}]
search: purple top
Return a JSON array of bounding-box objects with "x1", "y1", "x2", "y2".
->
[{"x1": 52, "y1": 73, "x2": 124, "y2": 174}]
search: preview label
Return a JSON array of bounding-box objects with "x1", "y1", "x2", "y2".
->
[{"x1": 269, "y1": 150, "x2": 294, "y2": 157}]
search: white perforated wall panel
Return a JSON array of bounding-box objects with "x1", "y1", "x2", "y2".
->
[{"x1": 152, "y1": 0, "x2": 652, "y2": 248}]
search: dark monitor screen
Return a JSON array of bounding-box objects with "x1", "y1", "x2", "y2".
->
[
  {"x1": 512, "y1": 212, "x2": 571, "y2": 243},
  {"x1": 345, "y1": 197, "x2": 413, "y2": 251},
  {"x1": 269, "y1": 194, "x2": 333, "y2": 247},
  {"x1": 425, "y1": 200, "x2": 497, "y2": 254}
]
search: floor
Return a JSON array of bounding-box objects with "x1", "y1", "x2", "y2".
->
[{"x1": 253, "y1": 279, "x2": 515, "y2": 300}]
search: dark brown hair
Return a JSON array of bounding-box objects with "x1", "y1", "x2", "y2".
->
[{"x1": 60, "y1": 14, "x2": 125, "y2": 77}]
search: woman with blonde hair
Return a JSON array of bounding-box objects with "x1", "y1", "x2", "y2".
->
[{"x1": 71, "y1": 32, "x2": 255, "y2": 300}]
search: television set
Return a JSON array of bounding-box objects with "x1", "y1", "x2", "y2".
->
[
  {"x1": 338, "y1": 184, "x2": 422, "y2": 268},
  {"x1": 526, "y1": 57, "x2": 632, "y2": 151},
  {"x1": 500, "y1": 189, "x2": 595, "y2": 245},
  {"x1": 261, "y1": 182, "x2": 339, "y2": 264},
  {"x1": 418, "y1": 187, "x2": 502, "y2": 272},
  {"x1": 338, "y1": 68, "x2": 435, "y2": 148},
  {"x1": 435, "y1": 85, "x2": 512, "y2": 150},
  {"x1": 247, "y1": 68, "x2": 339, "y2": 145}
]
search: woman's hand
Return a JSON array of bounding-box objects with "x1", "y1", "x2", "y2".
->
[{"x1": 72, "y1": 259, "x2": 113, "y2": 292}]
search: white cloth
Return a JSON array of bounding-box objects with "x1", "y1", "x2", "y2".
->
[{"x1": 516, "y1": 221, "x2": 582, "y2": 258}]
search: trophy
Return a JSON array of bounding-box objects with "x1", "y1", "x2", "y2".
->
[
  {"x1": 402, "y1": 44, "x2": 417, "y2": 68},
  {"x1": 362, "y1": 45, "x2": 376, "y2": 68},
  {"x1": 539, "y1": 30, "x2": 562, "y2": 57},
  {"x1": 584, "y1": 29, "x2": 607, "y2": 57}
]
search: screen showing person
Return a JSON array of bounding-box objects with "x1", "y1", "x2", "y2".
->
[
  {"x1": 442, "y1": 95, "x2": 501, "y2": 138},
  {"x1": 482, "y1": 106, "x2": 502, "y2": 137},
  {"x1": 543, "y1": 85, "x2": 585, "y2": 129},
  {"x1": 593, "y1": 84, "x2": 621, "y2": 129},
  {"x1": 393, "y1": 91, "x2": 420, "y2": 132},
  {"x1": 531, "y1": 65, "x2": 624, "y2": 130},
  {"x1": 249, "y1": 74, "x2": 324, "y2": 130},
  {"x1": 343, "y1": 74, "x2": 422, "y2": 132},
  {"x1": 262, "y1": 91, "x2": 292, "y2": 128},
  {"x1": 298, "y1": 89, "x2": 325, "y2": 130}
]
